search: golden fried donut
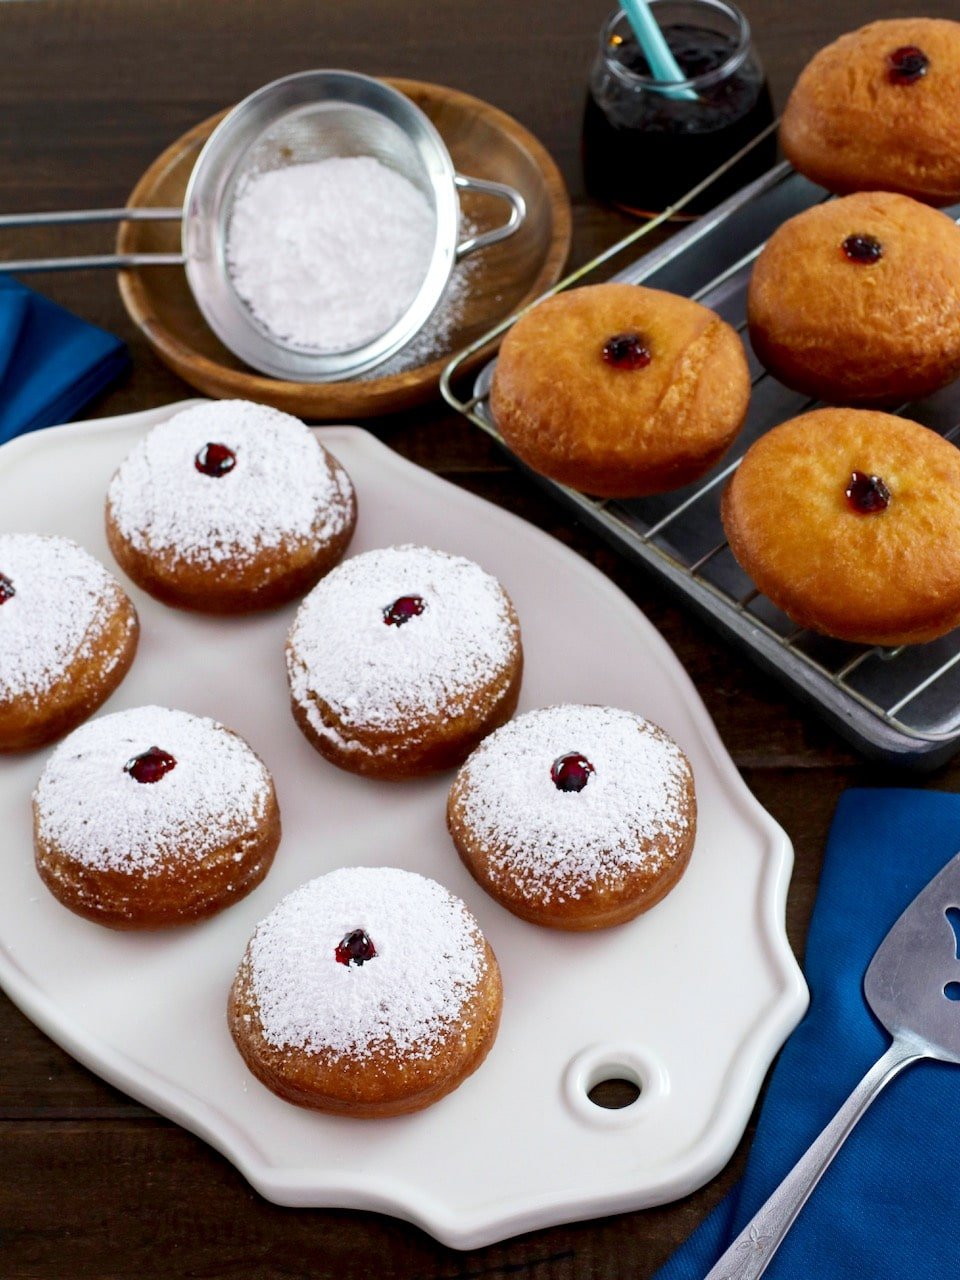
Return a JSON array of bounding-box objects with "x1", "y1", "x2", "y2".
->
[
  {"x1": 721, "y1": 408, "x2": 960, "y2": 646},
  {"x1": 781, "y1": 19, "x2": 960, "y2": 206},
  {"x1": 286, "y1": 545, "x2": 523, "y2": 779},
  {"x1": 747, "y1": 192, "x2": 960, "y2": 405},
  {"x1": 448, "y1": 705, "x2": 697, "y2": 931},
  {"x1": 0, "y1": 534, "x2": 138, "y2": 753},
  {"x1": 33, "y1": 705, "x2": 280, "y2": 929},
  {"x1": 228, "y1": 866, "x2": 503, "y2": 1117},
  {"x1": 106, "y1": 400, "x2": 356, "y2": 613},
  {"x1": 489, "y1": 283, "x2": 751, "y2": 498}
]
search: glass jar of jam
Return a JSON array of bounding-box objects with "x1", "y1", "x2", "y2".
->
[{"x1": 582, "y1": 0, "x2": 776, "y2": 217}]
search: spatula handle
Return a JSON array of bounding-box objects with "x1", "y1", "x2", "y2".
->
[{"x1": 703, "y1": 1037, "x2": 924, "y2": 1280}]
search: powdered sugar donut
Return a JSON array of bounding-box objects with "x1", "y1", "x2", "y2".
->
[
  {"x1": 228, "y1": 866, "x2": 503, "y2": 1117},
  {"x1": 0, "y1": 534, "x2": 138, "y2": 752},
  {"x1": 285, "y1": 545, "x2": 523, "y2": 779},
  {"x1": 105, "y1": 400, "x2": 356, "y2": 613},
  {"x1": 33, "y1": 705, "x2": 281, "y2": 929},
  {"x1": 448, "y1": 705, "x2": 697, "y2": 930}
]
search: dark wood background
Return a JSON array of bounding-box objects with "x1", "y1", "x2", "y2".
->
[{"x1": 1, "y1": 1, "x2": 956, "y2": 1276}]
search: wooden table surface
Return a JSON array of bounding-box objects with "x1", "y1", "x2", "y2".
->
[{"x1": 1, "y1": 1, "x2": 956, "y2": 1276}]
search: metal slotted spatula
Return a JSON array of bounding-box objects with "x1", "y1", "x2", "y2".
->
[{"x1": 705, "y1": 850, "x2": 960, "y2": 1280}]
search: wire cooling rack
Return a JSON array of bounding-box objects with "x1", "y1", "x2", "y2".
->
[{"x1": 441, "y1": 152, "x2": 960, "y2": 769}]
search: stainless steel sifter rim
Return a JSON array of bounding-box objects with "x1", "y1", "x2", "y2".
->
[
  {"x1": 0, "y1": 70, "x2": 527, "y2": 383},
  {"x1": 183, "y1": 70, "x2": 527, "y2": 380}
]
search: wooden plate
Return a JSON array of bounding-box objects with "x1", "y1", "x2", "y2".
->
[{"x1": 116, "y1": 79, "x2": 572, "y2": 419}]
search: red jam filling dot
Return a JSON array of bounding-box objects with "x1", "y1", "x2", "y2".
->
[
  {"x1": 602, "y1": 332, "x2": 652, "y2": 370},
  {"x1": 194, "y1": 442, "x2": 237, "y2": 477},
  {"x1": 0, "y1": 574, "x2": 14, "y2": 604},
  {"x1": 124, "y1": 746, "x2": 178, "y2": 784},
  {"x1": 551, "y1": 752, "x2": 595, "y2": 793},
  {"x1": 887, "y1": 46, "x2": 929, "y2": 84},
  {"x1": 842, "y1": 234, "x2": 883, "y2": 265},
  {"x1": 335, "y1": 929, "x2": 377, "y2": 967},
  {"x1": 845, "y1": 471, "x2": 891, "y2": 515},
  {"x1": 383, "y1": 595, "x2": 426, "y2": 627}
]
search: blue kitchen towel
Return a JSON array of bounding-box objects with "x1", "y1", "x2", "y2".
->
[
  {"x1": 0, "y1": 275, "x2": 128, "y2": 444},
  {"x1": 655, "y1": 787, "x2": 960, "y2": 1280}
]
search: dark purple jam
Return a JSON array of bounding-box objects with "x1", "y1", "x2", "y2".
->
[
  {"x1": 194, "y1": 442, "x2": 237, "y2": 477},
  {"x1": 842, "y1": 234, "x2": 883, "y2": 265},
  {"x1": 845, "y1": 471, "x2": 891, "y2": 515},
  {"x1": 551, "y1": 752, "x2": 595, "y2": 793},
  {"x1": 582, "y1": 22, "x2": 776, "y2": 216},
  {"x1": 335, "y1": 929, "x2": 377, "y2": 967},
  {"x1": 124, "y1": 746, "x2": 177, "y2": 784},
  {"x1": 383, "y1": 595, "x2": 426, "y2": 627},
  {"x1": 887, "y1": 46, "x2": 929, "y2": 85},
  {"x1": 0, "y1": 574, "x2": 14, "y2": 604},
  {"x1": 602, "y1": 332, "x2": 652, "y2": 369}
]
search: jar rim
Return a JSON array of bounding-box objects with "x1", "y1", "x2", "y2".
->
[{"x1": 600, "y1": 0, "x2": 752, "y2": 93}]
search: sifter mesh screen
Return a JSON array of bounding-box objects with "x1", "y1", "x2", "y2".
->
[
  {"x1": 228, "y1": 102, "x2": 435, "y2": 204},
  {"x1": 180, "y1": 70, "x2": 479, "y2": 382},
  {"x1": 219, "y1": 101, "x2": 440, "y2": 347}
]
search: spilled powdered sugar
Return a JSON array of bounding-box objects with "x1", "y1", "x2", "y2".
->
[
  {"x1": 0, "y1": 534, "x2": 130, "y2": 704},
  {"x1": 455, "y1": 705, "x2": 692, "y2": 902},
  {"x1": 287, "y1": 545, "x2": 516, "y2": 733},
  {"x1": 246, "y1": 866, "x2": 485, "y2": 1059},
  {"x1": 33, "y1": 705, "x2": 273, "y2": 874},
  {"x1": 226, "y1": 156, "x2": 436, "y2": 353},
  {"x1": 106, "y1": 400, "x2": 354, "y2": 566}
]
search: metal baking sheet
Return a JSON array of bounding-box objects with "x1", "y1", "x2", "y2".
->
[{"x1": 443, "y1": 160, "x2": 960, "y2": 769}]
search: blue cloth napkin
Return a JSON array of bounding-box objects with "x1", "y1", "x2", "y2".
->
[
  {"x1": 0, "y1": 275, "x2": 128, "y2": 444},
  {"x1": 655, "y1": 787, "x2": 960, "y2": 1280}
]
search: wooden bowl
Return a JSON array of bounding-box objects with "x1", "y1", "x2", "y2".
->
[{"x1": 117, "y1": 78, "x2": 572, "y2": 419}]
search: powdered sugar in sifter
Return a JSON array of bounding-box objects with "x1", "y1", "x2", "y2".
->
[{"x1": 0, "y1": 70, "x2": 527, "y2": 381}]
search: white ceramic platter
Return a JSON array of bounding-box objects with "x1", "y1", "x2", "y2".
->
[{"x1": 0, "y1": 401, "x2": 807, "y2": 1249}]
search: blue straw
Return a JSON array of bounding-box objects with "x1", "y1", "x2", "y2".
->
[{"x1": 619, "y1": 0, "x2": 699, "y2": 101}]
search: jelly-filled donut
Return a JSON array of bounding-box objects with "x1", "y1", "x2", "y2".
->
[
  {"x1": 33, "y1": 705, "x2": 280, "y2": 929},
  {"x1": 286, "y1": 545, "x2": 523, "y2": 779},
  {"x1": 228, "y1": 866, "x2": 503, "y2": 1117},
  {"x1": 781, "y1": 19, "x2": 960, "y2": 206},
  {"x1": 489, "y1": 283, "x2": 751, "y2": 498},
  {"x1": 106, "y1": 400, "x2": 356, "y2": 613},
  {"x1": 0, "y1": 534, "x2": 138, "y2": 752},
  {"x1": 448, "y1": 705, "x2": 697, "y2": 930},
  {"x1": 721, "y1": 408, "x2": 960, "y2": 645},
  {"x1": 747, "y1": 192, "x2": 960, "y2": 406}
]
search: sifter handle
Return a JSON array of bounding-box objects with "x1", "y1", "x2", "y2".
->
[
  {"x1": 0, "y1": 206, "x2": 185, "y2": 272},
  {"x1": 454, "y1": 175, "x2": 526, "y2": 260}
]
